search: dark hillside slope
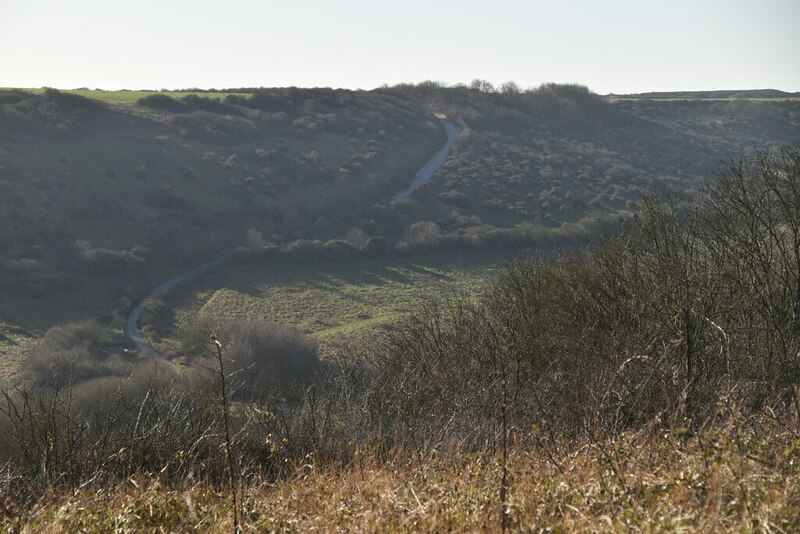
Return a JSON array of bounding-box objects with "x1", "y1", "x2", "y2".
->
[
  {"x1": 613, "y1": 88, "x2": 800, "y2": 99},
  {"x1": 0, "y1": 83, "x2": 798, "y2": 381},
  {"x1": 0, "y1": 89, "x2": 442, "y2": 294},
  {"x1": 0, "y1": 88, "x2": 443, "y2": 374},
  {"x1": 366, "y1": 84, "x2": 799, "y2": 248}
]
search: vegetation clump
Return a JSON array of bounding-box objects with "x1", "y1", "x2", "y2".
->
[
  {"x1": 1, "y1": 80, "x2": 799, "y2": 528},
  {"x1": 1, "y1": 146, "x2": 799, "y2": 530}
]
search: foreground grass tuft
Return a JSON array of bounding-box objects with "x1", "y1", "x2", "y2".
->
[{"x1": 8, "y1": 416, "x2": 799, "y2": 532}]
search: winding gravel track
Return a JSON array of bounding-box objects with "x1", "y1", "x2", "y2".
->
[
  {"x1": 394, "y1": 118, "x2": 460, "y2": 200},
  {"x1": 124, "y1": 256, "x2": 228, "y2": 357},
  {"x1": 125, "y1": 118, "x2": 459, "y2": 356}
]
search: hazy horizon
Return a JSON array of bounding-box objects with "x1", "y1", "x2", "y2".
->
[
  {"x1": 2, "y1": 0, "x2": 799, "y2": 95},
  {"x1": 3, "y1": 84, "x2": 799, "y2": 97}
]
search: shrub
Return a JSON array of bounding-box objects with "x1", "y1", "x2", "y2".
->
[
  {"x1": 0, "y1": 371, "x2": 218, "y2": 488},
  {"x1": 324, "y1": 239, "x2": 361, "y2": 261},
  {"x1": 400, "y1": 221, "x2": 441, "y2": 251},
  {"x1": 344, "y1": 228, "x2": 369, "y2": 249},
  {"x1": 184, "y1": 317, "x2": 319, "y2": 397},
  {"x1": 181, "y1": 94, "x2": 231, "y2": 114},
  {"x1": 25, "y1": 320, "x2": 121, "y2": 389},
  {"x1": 43, "y1": 88, "x2": 103, "y2": 113},
  {"x1": 438, "y1": 190, "x2": 472, "y2": 208},
  {"x1": 137, "y1": 94, "x2": 186, "y2": 113},
  {"x1": 75, "y1": 240, "x2": 142, "y2": 276},
  {"x1": 244, "y1": 91, "x2": 297, "y2": 113}
]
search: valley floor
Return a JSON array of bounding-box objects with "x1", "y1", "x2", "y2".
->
[{"x1": 146, "y1": 250, "x2": 505, "y2": 357}]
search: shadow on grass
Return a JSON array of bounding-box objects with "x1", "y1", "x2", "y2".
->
[{"x1": 164, "y1": 251, "x2": 505, "y2": 337}]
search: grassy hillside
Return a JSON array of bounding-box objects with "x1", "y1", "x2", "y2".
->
[
  {"x1": 2, "y1": 144, "x2": 800, "y2": 531},
  {"x1": 0, "y1": 83, "x2": 798, "y2": 383},
  {"x1": 123, "y1": 84, "x2": 800, "y2": 362},
  {"x1": 0, "y1": 88, "x2": 251, "y2": 105},
  {"x1": 134, "y1": 251, "x2": 504, "y2": 358},
  {"x1": 0, "y1": 87, "x2": 444, "y2": 378},
  {"x1": 611, "y1": 88, "x2": 800, "y2": 100},
  {"x1": 367, "y1": 84, "x2": 800, "y2": 246},
  {"x1": 8, "y1": 419, "x2": 799, "y2": 532}
]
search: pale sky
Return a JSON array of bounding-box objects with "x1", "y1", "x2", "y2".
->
[{"x1": 1, "y1": 0, "x2": 798, "y2": 94}]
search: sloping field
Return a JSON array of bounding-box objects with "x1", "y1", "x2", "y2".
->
[
  {"x1": 144, "y1": 251, "x2": 505, "y2": 356},
  {"x1": 1, "y1": 88, "x2": 250, "y2": 104}
]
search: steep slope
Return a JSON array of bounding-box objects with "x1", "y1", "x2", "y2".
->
[
  {"x1": 1, "y1": 84, "x2": 798, "y2": 382},
  {"x1": 0, "y1": 88, "x2": 444, "y2": 376},
  {"x1": 0, "y1": 89, "x2": 443, "y2": 283},
  {"x1": 368, "y1": 84, "x2": 800, "y2": 248}
]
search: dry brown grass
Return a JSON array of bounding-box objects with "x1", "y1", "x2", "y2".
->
[{"x1": 7, "y1": 413, "x2": 798, "y2": 533}]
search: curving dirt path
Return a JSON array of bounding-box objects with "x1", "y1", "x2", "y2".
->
[
  {"x1": 125, "y1": 118, "x2": 458, "y2": 356},
  {"x1": 394, "y1": 118, "x2": 460, "y2": 200},
  {"x1": 125, "y1": 256, "x2": 228, "y2": 357}
]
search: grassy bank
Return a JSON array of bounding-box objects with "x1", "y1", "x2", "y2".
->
[
  {"x1": 7, "y1": 411, "x2": 798, "y2": 532},
  {"x1": 143, "y1": 250, "x2": 506, "y2": 356}
]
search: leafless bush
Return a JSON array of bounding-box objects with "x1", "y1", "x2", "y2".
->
[
  {"x1": 184, "y1": 317, "x2": 319, "y2": 398},
  {"x1": 399, "y1": 221, "x2": 441, "y2": 251},
  {"x1": 335, "y1": 145, "x2": 800, "y2": 446},
  {"x1": 25, "y1": 320, "x2": 120, "y2": 389},
  {"x1": 0, "y1": 367, "x2": 219, "y2": 492}
]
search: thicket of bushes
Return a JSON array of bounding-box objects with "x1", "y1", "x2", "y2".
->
[
  {"x1": 2, "y1": 85, "x2": 795, "y2": 323},
  {"x1": 0, "y1": 87, "x2": 445, "y2": 312},
  {"x1": 1, "y1": 316, "x2": 319, "y2": 493},
  {"x1": 181, "y1": 317, "x2": 320, "y2": 390},
  {"x1": 2, "y1": 146, "x2": 799, "y2": 506},
  {"x1": 275, "y1": 145, "x2": 800, "y2": 455},
  {"x1": 234, "y1": 210, "x2": 625, "y2": 265},
  {"x1": 370, "y1": 81, "x2": 800, "y2": 250}
]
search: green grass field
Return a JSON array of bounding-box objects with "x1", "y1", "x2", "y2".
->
[
  {"x1": 0, "y1": 250, "x2": 506, "y2": 384},
  {"x1": 149, "y1": 251, "x2": 508, "y2": 356},
  {"x1": 1, "y1": 88, "x2": 249, "y2": 105}
]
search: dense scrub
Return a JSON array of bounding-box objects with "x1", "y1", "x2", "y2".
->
[
  {"x1": 1, "y1": 80, "x2": 799, "y2": 526},
  {"x1": 1, "y1": 85, "x2": 797, "y2": 350},
  {"x1": 371, "y1": 83, "x2": 800, "y2": 246},
  {"x1": 0, "y1": 86, "x2": 443, "y2": 375},
  {"x1": 354, "y1": 144, "x2": 800, "y2": 443},
  {"x1": 1, "y1": 146, "x2": 799, "y2": 528}
]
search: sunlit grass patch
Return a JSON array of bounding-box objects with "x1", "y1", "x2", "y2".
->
[
  {"x1": 1, "y1": 88, "x2": 249, "y2": 105},
  {"x1": 14, "y1": 418, "x2": 800, "y2": 532},
  {"x1": 159, "y1": 251, "x2": 504, "y2": 351}
]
